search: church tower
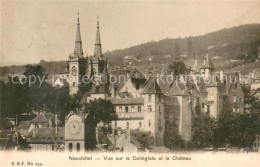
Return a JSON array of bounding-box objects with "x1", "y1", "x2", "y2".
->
[
  {"x1": 68, "y1": 13, "x2": 88, "y2": 95},
  {"x1": 88, "y1": 18, "x2": 107, "y2": 82}
]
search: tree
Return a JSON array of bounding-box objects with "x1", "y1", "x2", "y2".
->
[
  {"x1": 136, "y1": 131, "x2": 154, "y2": 149},
  {"x1": 168, "y1": 61, "x2": 188, "y2": 78},
  {"x1": 191, "y1": 110, "x2": 217, "y2": 149},
  {"x1": 85, "y1": 98, "x2": 117, "y2": 125},
  {"x1": 163, "y1": 121, "x2": 184, "y2": 149}
]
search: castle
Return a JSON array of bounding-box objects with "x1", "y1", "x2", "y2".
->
[{"x1": 61, "y1": 15, "x2": 244, "y2": 152}]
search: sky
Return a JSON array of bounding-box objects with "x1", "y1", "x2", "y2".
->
[{"x1": 1, "y1": 0, "x2": 260, "y2": 66}]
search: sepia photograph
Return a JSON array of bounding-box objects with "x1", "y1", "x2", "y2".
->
[{"x1": 0, "y1": 0, "x2": 260, "y2": 166}]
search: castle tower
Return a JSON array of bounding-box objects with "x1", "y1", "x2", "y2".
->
[
  {"x1": 68, "y1": 12, "x2": 88, "y2": 95},
  {"x1": 141, "y1": 77, "x2": 164, "y2": 145},
  {"x1": 200, "y1": 54, "x2": 214, "y2": 79}
]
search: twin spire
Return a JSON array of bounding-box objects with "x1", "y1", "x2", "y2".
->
[{"x1": 73, "y1": 12, "x2": 103, "y2": 60}]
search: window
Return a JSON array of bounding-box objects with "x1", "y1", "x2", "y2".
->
[
  {"x1": 69, "y1": 143, "x2": 73, "y2": 152},
  {"x1": 60, "y1": 137, "x2": 63, "y2": 140},
  {"x1": 138, "y1": 106, "x2": 141, "y2": 112},
  {"x1": 233, "y1": 108, "x2": 236, "y2": 112},
  {"x1": 202, "y1": 103, "x2": 204, "y2": 109},
  {"x1": 148, "y1": 120, "x2": 151, "y2": 127},
  {"x1": 73, "y1": 82, "x2": 75, "y2": 86},
  {"x1": 55, "y1": 137, "x2": 57, "y2": 140},
  {"x1": 48, "y1": 137, "x2": 51, "y2": 140},
  {"x1": 52, "y1": 145, "x2": 55, "y2": 151},
  {"x1": 233, "y1": 95, "x2": 236, "y2": 102},
  {"x1": 76, "y1": 143, "x2": 80, "y2": 152},
  {"x1": 206, "y1": 105, "x2": 210, "y2": 114},
  {"x1": 148, "y1": 105, "x2": 152, "y2": 112},
  {"x1": 136, "y1": 82, "x2": 140, "y2": 90},
  {"x1": 131, "y1": 106, "x2": 135, "y2": 112},
  {"x1": 119, "y1": 107, "x2": 122, "y2": 112},
  {"x1": 125, "y1": 106, "x2": 128, "y2": 112},
  {"x1": 139, "y1": 122, "x2": 142, "y2": 128},
  {"x1": 148, "y1": 95, "x2": 152, "y2": 102}
]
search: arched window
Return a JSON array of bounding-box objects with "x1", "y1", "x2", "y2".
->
[
  {"x1": 69, "y1": 143, "x2": 73, "y2": 152},
  {"x1": 77, "y1": 143, "x2": 80, "y2": 152}
]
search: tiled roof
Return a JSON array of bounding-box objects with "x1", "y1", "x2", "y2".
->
[
  {"x1": 31, "y1": 113, "x2": 55, "y2": 124},
  {"x1": 164, "y1": 96, "x2": 180, "y2": 106},
  {"x1": 166, "y1": 82, "x2": 183, "y2": 96},
  {"x1": 141, "y1": 77, "x2": 162, "y2": 94},
  {"x1": 18, "y1": 121, "x2": 31, "y2": 129},
  {"x1": 28, "y1": 127, "x2": 64, "y2": 143},
  {"x1": 110, "y1": 98, "x2": 144, "y2": 105}
]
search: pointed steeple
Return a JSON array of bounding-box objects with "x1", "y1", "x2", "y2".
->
[
  {"x1": 73, "y1": 11, "x2": 83, "y2": 58},
  {"x1": 94, "y1": 16, "x2": 103, "y2": 60}
]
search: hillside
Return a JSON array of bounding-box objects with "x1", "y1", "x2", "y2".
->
[
  {"x1": 1, "y1": 24, "x2": 260, "y2": 77},
  {"x1": 104, "y1": 24, "x2": 260, "y2": 67}
]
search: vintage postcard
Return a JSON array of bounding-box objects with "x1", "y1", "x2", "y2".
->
[{"x1": 0, "y1": 0, "x2": 260, "y2": 166}]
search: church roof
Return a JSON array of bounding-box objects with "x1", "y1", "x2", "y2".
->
[
  {"x1": 141, "y1": 77, "x2": 162, "y2": 94},
  {"x1": 72, "y1": 14, "x2": 84, "y2": 59}
]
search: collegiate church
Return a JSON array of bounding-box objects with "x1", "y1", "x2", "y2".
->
[{"x1": 61, "y1": 15, "x2": 244, "y2": 152}]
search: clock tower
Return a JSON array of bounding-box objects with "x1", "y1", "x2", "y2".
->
[
  {"x1": 69, "y1": 13, "x2": 88, "y2": 95},
  {"x1": 65, "y1": 113, "x2": 96, "y2": 152}
]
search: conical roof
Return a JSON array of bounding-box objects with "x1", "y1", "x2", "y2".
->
[{"x1": 141, "y1": 77, "x2": 162, "y2": 94}]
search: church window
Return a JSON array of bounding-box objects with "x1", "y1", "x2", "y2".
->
[
  {"x1": 76, "y1": 143, "x2": 80, "y2": 152},
  {"x1": 148, "y1": 105, "x2": 152, "y2": 112},
  {"x1": 148, "y1": 95, "x2": 152, "y2": 102},
  {"x1": 148, "y1": 120, "x2": 151, "y2": 127},
  {"x1": 139, "y1": 122, "x2": 142, "y2": 128},
  {"x1": 52, "y1": 145, "x2": 54, "y2": 151},
  {"x1": 138, "y1": 106, "x2": 141, "y2": 112},
  {"x1": 125, "y1": 106, "x2": 128, "y2": 112},
  {"x1": 69, "y1": 143, "x2": 73, "y2": 152},
  {"x1": 136, "y1": 82, "x2": 140, "y2": 90},
  {"x1": 73, "y1": 82, "x2": 75, "y2": 86}
]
